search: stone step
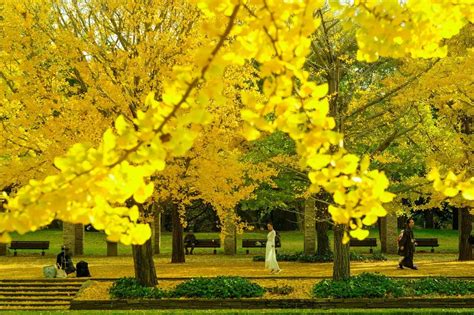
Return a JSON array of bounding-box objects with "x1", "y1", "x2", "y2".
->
[
  {"x1": 0, "y1": 291, "x2": 77, "y2": 297},
  {"x1": 0, "y1": 300, "x2": 71, "y2": 306},
  {"x1": 0, "y1": 283, "x2": 83, "y2": 287},
  {"x1": 0, "y1": 296, "x2": 73, "y2": 302},
  {"x1": 0, "y1": 287, "x2": 80, "y2": 292}
]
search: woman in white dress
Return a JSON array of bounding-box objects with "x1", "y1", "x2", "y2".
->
[{"x1": 265, "y1": 223, "x2": 281, "y2": 274}]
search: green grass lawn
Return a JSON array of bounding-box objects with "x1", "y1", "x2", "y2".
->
[{"x1": 7, "y1": 227, "x2": 460, "y2": 257}]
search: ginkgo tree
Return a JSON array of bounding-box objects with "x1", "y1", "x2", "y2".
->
[{"x1": 1, "y1": 0, "x2": 473, "y2": 284}]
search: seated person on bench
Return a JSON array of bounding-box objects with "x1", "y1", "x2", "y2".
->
[
  {"x1": 56, "y1": 245, "x2": 76, "y2": 275},
  {"x1": 184, "y1": 232, "x2": 197, "y2": 255}
]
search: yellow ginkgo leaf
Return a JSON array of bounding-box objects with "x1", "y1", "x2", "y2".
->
[{"x1": 350, "y1": 228, "x2": 369, "y2": 240}]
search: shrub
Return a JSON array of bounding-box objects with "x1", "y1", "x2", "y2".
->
[
  {"x1": 266, "y1": 285, "x2": 294, "y2": 295},
  {"x1": 252, "y1": 252, "x2": 386, "y2": 263},
  {"x1": 312, "y1": 272, "x2": 404, "y2": 298},
  {"x1": 109, "y1": 277, "x2": 165, "y2": 299},
  {"x1": 170, "y1": 276, "x2": 265, "y2": 299},
  {"x1": 407, "y1": 277, "x2": 474, "y2": 296}
]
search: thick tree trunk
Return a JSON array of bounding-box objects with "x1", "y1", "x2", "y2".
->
[
  {"x1": 380, "y1": 213, "x2": 399, "y2": 254},
  {"x1": 0, "y1": 243, "x2": 6, "y2": 256},
  {"x1": 458, "y1": 208, "x2": 473, "y2": 261},
  {"x1": 315, "y1": 202, "x2": 331, "y2": 256},
  {"x1": 316, "y1": 220, "x2": 331, "y2": 256},
  {"x1": 424, "y1": 211, "x2": 434, "y2": 229},
  {"x1": 453, "y1": 208, "x2": 459, "y2": 230},
  {"x1": 171, "y1": 204, "x2": 185, "y2": 263},
  {"x1": 333, "y1": 224, "x2": 350, "y2": 281},
  {"x1": 63, "y1": 223, "x2": 84, "y2": 256},
  {"x1": 132, "y1": 238, "x2": 158, "y2": 287},
  {"x1": 152, "y1": 212, "x2": 161, "y2": 255},
  {"x1": 223, "y1": 216, "x2": 237, "y2": 255},
  {"x1": 295, "y1": 201, "x2": 305, "y2": 232},
  {"x1": 106, "y1": 241, "x2": 118, "y2": 256},
  {"x1": 304, "y1": 198, "x2": 316, "y2": 255}
]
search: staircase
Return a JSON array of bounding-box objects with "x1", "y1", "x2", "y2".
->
[{"x1": 0, "y1": 279, "x2": 86, "y2": 310}]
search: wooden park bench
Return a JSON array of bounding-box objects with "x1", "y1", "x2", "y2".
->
[
  {"x1": 415, "y1": 238, "x2": 439, "y2": 253},
  {"x1": 350, "y1": 238, "x2": 377, "y2": 253},
  {"x1": 9, "y1": 241, "x2": 50, "y2": 256},
  {"x1": 242, "y1": 239, "x2": 281, "y2": 255},
  {"x1": 185, "y1": 239, "x2": 221, "y2": 254}
]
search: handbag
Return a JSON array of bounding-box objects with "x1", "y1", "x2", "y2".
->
[{"x1": 56, "y1": 267, "x2": 67, "y2": 278}]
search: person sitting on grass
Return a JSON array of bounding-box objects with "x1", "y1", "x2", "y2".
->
[
  {"x1": 56, "y1": 245, "x2": 76, "y2": 275},
  {"x1": 398, "y1": 218, "x2": 418, "y2": 270}
]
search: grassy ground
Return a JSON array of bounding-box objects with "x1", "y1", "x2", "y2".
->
[
  {"x1": 2, "y1": 309, "x2": 474, "y2": 314},
  {"x1": 6, "y1": 228, "x2": 461, "y2": 257}
]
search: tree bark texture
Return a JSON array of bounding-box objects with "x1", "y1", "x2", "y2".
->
[
  {"x1": 132, "y1": 238, "x2": 158, "y2": 287},
  {"x1": 333, "y1": 224, "x2": 350, "y2": 281},
  {"x1": 171, "y1": 204, "x2": 185, "y2": 263},
  {"x1": 458, "y1": 208, "x2": 473, "y2": 261}
]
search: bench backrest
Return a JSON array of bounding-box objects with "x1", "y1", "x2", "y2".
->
[
  {"x1": 350, "y1": 238, "x2": 377, "y2": 247},
  {"x1": 242, "y1": 239, "x2": 281, "y2": 248},
  {"x1": 195, "y1": 239, "x2": 220, "y2": 247},
  {"x1": 415, "y1": 238, "x2": 439, "y2": 246},
  {"x1": 10, "y1": 241, "x2": 50, "y2": 249}
]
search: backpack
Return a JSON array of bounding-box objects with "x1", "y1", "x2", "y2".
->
[
  {"x1": 275, "y1": 231, "x2": 281, "y2": 247},
  {"x1": 76, "y1": 261, "x2": 91, "y2": 277},
  {"x1": 397, "y1": 230, "x2": 404, "y2": 247},
  {"x1": 43, "y1": 265, "x2": 57, "y2": 278}
]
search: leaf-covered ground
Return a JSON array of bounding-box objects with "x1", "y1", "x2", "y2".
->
[{"x1": 1, "y1": 253, "x2": 472, "y2": 280}]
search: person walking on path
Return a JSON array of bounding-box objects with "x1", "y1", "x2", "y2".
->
[
  {"x1": 398, "y1": 218, "x2": 418, "y2": 270},
  {"x1": 265, "y1": 222, "x2": 281, "y2": 274}
]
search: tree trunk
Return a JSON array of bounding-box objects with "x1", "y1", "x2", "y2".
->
[
  {"x1": 458, "y1": 208, "x2": 473, "y2": 261},
  {"x1": 153, "y1": 212, "x2": 161, "y2": 255},
  {"x1": 316, "y1": 220, "x2": 331, "y2": 256},
  {"x1": 171, "y1": 204, "x2": 185, "y2": 263},
  {"x1": 304, "y1": 198, "x2": 316, "y2": 255},
  {"x1": 333, "y1": 224, "x2": 350, "y2": 281},
  {"x1": 63, "y1": 222, "x2": 84, "y2": 256},
  {"x1": 453, "y1": 208, "x2": 459, "y2": 230},
  {"x1": 295, "y1": 201, "x2": 305, "y2": 232},
  {"x1": 223, "y1": 216, "x2": 237, "y2": 255},
  {"x1": 425, "y1": 211, "x2": 434, "y2": 229},
  {"x1": 106, "y1": 241, "x2": 118, "y2": 256},
  {"x1": 0, "y1": 243, "x2": 6, "y2": 256},
  {"x1": 315, "y1": 202, "x2": 331, "y2": 256},
  {"x1": 132, "y1": 238, "x2": 158, "y2": 287},
  {"x1": 380, "y1": 213, "x2": 399, "y2": 254}
]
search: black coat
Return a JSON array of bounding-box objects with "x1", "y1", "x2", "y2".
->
[{"x1": 398, "y1": 228, "x2": 415, "y2": 257}]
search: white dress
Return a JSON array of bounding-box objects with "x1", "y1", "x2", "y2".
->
[{"x1": 265, "y1": 230, "x2": 280, "y2": 271}]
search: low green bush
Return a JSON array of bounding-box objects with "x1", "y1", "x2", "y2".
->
[
  {"x1": 407, "y1": 277, "x2": 474, "y2": 296},
  {"x1": 265, "y1": 285, "x2": 294, "y2": 295},
  {"x1": 170, "y1": 276, "x2": 265, "y2": 299},
  {"x1": 312, "y1": 273, "x2": 404, "y2": 298},
  {"x1": 109, "y1": 277, "x2": 165, "y2": 299},
  {"x1": 253, "y1": 252, "x2": 386, "y2": 263}
]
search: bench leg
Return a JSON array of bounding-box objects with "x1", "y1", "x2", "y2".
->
[
  {"x1": 42, "y1": 250, "x2": 45, "y2": 256},
  {"x1": 431, "y1": 248, "x2": 434, "y2": 253},
  {"x1": 246, "y1": 249, "x2": 249, "y2": 255},
  {"x1": 369, "y1": 248, "x2": 373, "y2": 254},
  {"x1": 14, "y1": 250, "x2": 17, "y2": 256},
  {"x1": 213, "y1": 249, "x2": 216, "y2": 255}
]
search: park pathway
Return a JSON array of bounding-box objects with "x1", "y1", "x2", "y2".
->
[{"x1": 0, "y1": 278, "x2": 86, "y2": 310}]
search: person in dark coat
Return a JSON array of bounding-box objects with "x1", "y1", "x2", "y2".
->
[
  {"x1": 184, "y1": 232, "x2": 197, "y2": 255},
  {"x1": 398, "y1": 218, "x2": 418, "y2": 270},
  {"x1": 56, "y1": 245, "x2": 76, "y2": 275}
]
